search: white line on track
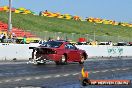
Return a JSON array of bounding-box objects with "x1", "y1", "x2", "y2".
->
[
  {"x1": 43, "y1": 76, "x2": 51, "y2": 79},
  {"x1": 63, "y1": 74, "x2": 70, "y2": 77},
  {"x1": 111, "y1": 70, "x2": 116, "y2": 71},
  {"x1": 34, "y1": 77, "x2": 41, "y2": 79},
  {"x1": 72, "y1": 73, "x2": 79, "y2": 76},
  {"x1": 4, "y1": 80, "x2": 11, "y2": 82},
  {"x1": 25, "y1": 77, "x2": 32, "y2": 80},
  {"x1": 94, "y1": 71, "x2": 100, "y2": 73},
  {"x1": 91, "y1": 71, "x2": 98, "y2": 73},
  {"x1": 122, "y1": 68, "x2": 129, "y2": 70},
  {"x1": 116, "y1": 68, "x2": 121, "y2": 70},
  {"x1": 14, "y1": 79, "x2": 22, "y2": 81},
  {"x1": 0, "y1": 81, "x2": 2, "y2": 83},
  {"x1": 101, "y1": 70, "x2": 108, "y2": 72},
  {"x1": 54, "y1": 75, "x2": 61, "y2": 78}
]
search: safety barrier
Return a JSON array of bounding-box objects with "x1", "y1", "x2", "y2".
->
[
  {"x1": 0, "y1": 43, "x2": 39, "y2": 61},
  {"x1": 76, "y1": 45, "x2": 132, "y2": 58},
  {"x1": 0, "y1": 44, "x2": 132, "y2": 61}
]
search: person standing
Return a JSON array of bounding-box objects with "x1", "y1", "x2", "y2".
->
[
  {"x1": 0, "y1": 33, "x2": 4, "y2": 42},
  {"x1": 2, "y1": 34, "x2": 6, "y2": 43},
  {"x1": 23, "y1": 35, "x2": 27, "y2": 44}
]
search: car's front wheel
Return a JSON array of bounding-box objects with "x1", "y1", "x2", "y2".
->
[{"x1": 79, "y1": 55, "x2": 85, "y2": 64}]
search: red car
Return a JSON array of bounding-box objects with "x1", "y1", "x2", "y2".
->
[{"x1": 29, "y1": 40, "x2": 88, "y2": 65}]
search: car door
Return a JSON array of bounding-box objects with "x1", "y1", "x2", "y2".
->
[{"x1": 65, "y1": 44, "x2": 80, "y2": 62}]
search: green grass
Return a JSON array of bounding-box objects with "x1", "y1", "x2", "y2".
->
[{"x1": 0, "y1": 11, "x2": 132, "y2": 42}]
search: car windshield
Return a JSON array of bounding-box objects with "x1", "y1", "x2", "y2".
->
[{"x1": 41, "y1": 41, "x2": 63, "y2": 48}]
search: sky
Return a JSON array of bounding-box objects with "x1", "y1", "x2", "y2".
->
[{"x1": 0, "y1": 0, "x2": 132, "y2": 22}]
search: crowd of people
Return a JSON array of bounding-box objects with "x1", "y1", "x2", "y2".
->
[{"x1": 0, "y1": 32, "x2": 27, "y2": 44}]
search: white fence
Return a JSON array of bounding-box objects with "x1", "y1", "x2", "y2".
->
[{"x1": 0, "y1": 44, "x2": 132, "y2": 61}]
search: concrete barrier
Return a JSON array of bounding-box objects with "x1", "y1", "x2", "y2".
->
[
  {"x1": 76, "y1": 45, "x2": 132, "y2": 58},
  {"x1": 0, "y1": 43, "x2": 39, "y2": 61},
  {"x1": 0, "y1": 44, "x2": 132, "y2": 61}
]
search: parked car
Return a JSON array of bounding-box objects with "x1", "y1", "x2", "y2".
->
[{"x1": 29, "y1": 40, "x2": 88, "y2": 65}]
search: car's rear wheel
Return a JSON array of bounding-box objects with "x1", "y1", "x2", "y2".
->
[
  {"x1": 79, "y1": 55, "x2": 85, "y2": 64},
  {"x1": 55, "y1": 55, "x2": 67, "y2": 65}
]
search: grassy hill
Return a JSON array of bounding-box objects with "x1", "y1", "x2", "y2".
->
[{"x1": 0, "y1": 11, "x2": 132, "y2": 42}]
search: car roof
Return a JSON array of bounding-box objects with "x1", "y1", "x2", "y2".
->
[{"x1": 46, "y1": 40, "x2": 70, "y2": 44}]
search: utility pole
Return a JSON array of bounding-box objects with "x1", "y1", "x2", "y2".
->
[
  {"x1": 8, "y1": 0, "x2": 12, "y2": 33},
  {"x1": 93, "y1": 23, "x2": 96, "y2": 41}
]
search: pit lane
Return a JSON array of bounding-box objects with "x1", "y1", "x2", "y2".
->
[{"x1": 0, "y1": 57, "x2": 132, "y2": 88}]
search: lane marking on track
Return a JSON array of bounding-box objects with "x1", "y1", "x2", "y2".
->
[
  {"x1": 101, "y1": 70, "x2": 108, "y2": 72},
  {"x1": 54, "y1": 75, "x2": 61, "y2": 78},
  {"x1": 63, "y1": 74, "x2": 70, "y2": 77},
  {"x1": 0, "y1": 81, "x2": 2, "y2": 83},
  {"x1": 4, "y1": 80, "x2": 11, "y2": 82},
  {"x1": 72, "y1": 73, "x2": 80, "y2": 76},
  {"x1": 122, "y1": 68, "x2": 129, "y2": 70},
  {"x1": 14, "y1": 79, "x2": 22, "y2": 81},
  {"x1": 111, "y1": 70, "x2": 116, "y2": 71},
  {"x1": 91, "y1": 71, "x2": 99, "y2": 73},
  {"x1": 43, "y1": 76, "x2": 51, "y2": 79},
  {"x1": 25, "y1": 77, "x2": 32, "y2": 80},
  {"x1": 34, "y1": 77, "x2": 41, "y2": 79},
  {"x1": 94, "y1": 71, "x2": 100, "y2": 73},
  {"x1": 116, "y1": 68, "x2": 121, "y2": 70}
]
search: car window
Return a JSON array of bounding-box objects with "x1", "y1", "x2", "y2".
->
[
  {"x1": 65, "y1": 44, "x2": 77, "y2": 50},
  {"x1": 41, "y1": 41, "x2": 63, "y2": 48}
]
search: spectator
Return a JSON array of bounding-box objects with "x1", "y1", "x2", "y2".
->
[
  {"x1": 90, "y1": 40, "x2": 98, "y2": 46},
  {"x1": 12, "y1": 33, "x2": 17, "y2": 43},
  {"x1": 48, "y1": 37, "x2": 54, "y2": 41},
  {"x1": 12, "y1": 33, "x2": 16, "y2": 37},
  {"x1": 108, "y1": 41, "x2": 113, "y2": 46},
  {"x1": 0, "y1": 33, "x2": 4, "y2": 42},
  {"x1": 57, "y1": 36, "x2": 60, "y2": 40},
  {"x1": 95, "y1": 40, "x2": 98, "y2": 45},
  {"x1": 8, "y1": 33, "x2": 12, "y2": 39},
  {"x1": 22, "y1": 35, "x2": 27, "y2": 44},
  {"x1": 2, "y1": 34, "x2": 6, "y2": 43}
]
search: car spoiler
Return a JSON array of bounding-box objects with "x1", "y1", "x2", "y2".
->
[{"x1": 29, "y1": 47, "x2": 36, "y2": 49}]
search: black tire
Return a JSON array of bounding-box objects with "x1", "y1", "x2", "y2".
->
[
  {"x1": 56, "y1": 55, "x2": 67, "y2": 65},
  {"x1": 79, "y1": 55, "x2": 85, "y2": 64},
  {"x1": 55, "y1": 61, "x2": 60, "y2": 65}
]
